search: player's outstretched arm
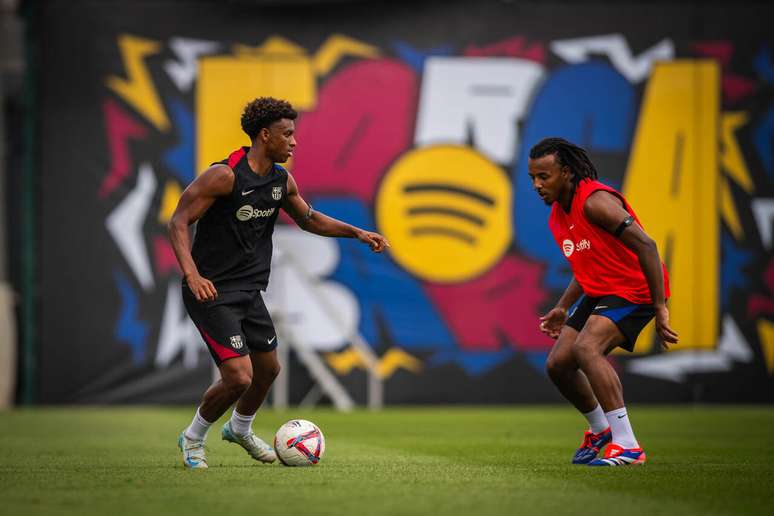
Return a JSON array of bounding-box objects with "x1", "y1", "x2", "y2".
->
[
  {"x1": 168, "y1": 164, "x2": 234, "y2": 301},
  {"x1": 281, "y1": 173, "x2": 389, "y2": 253},
  {"x1": 583, "y1": 191, "x2": 679, "y2": 346},
  {"x1": 540, "y1": 277, "x2": 583, "y2": 339}
]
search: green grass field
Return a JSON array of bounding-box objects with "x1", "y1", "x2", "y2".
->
[{"x1": 1, "y1": 406, "x2": 773, "y2": 516}]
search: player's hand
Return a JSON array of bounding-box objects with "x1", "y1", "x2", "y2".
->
[
  {"x1": 539, "y1": 307, "x2": 568, "y2": 339},
  {"x1": 186, "y1": 272, "x2": 218, "y2": 302},
  {"x1": 655, "y1": 304, "x2": 678, "y2": 348},
  {"x1": 357, "y1": 230, "x2": 390, "y2": 253}
]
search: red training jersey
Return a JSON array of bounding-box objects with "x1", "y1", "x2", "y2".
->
[{"x1": 548, "y1": 179, "x2": 670, "y2": 304}]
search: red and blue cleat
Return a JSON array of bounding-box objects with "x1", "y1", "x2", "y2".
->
[
  {"x1": 572, "y1": 427, "x2": 612, "y2": 464},
  {"x1": 588, "y1": 443, "x2": 647, "y2": 466}
]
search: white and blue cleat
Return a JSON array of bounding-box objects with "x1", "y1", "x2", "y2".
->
[
  {"x1": 178, "y1": 432, "x2": 208, "y2": 469},
  {"x1": 588, "y1": 443, "x2": 647, "y2": 466},
  {"x1": 221, "y1": 421, "x2": 277, "y2": 463}
]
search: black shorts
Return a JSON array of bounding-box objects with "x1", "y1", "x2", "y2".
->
[
  {"x1": 183, "y1": 286, "x2": 278, "y2": 365},
  {"x1": 565, "y1": 294, "x2": 655, "y2": 352}
]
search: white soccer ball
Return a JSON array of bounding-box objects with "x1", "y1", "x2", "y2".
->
[{"x1": 274, "y1": 419, "x2": 326, "y2": 467}]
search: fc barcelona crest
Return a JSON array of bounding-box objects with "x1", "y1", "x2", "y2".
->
[{"x1": 272, "y1": 186, "x2": 282, "y2": 201}]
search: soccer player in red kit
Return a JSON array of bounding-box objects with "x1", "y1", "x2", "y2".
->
[{"x1": 529, "y1": 137, "x2": 678, "y2": 466}]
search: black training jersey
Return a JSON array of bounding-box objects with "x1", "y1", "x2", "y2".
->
[{"x1": 188, "y1": 147, "x2": 288, "y2": 292}]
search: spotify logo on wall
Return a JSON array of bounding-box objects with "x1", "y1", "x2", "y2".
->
[{"x1": 376, "y1": 145, "x2": 512, "y2": 283}]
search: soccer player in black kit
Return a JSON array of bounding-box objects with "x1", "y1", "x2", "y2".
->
[{"x1": 169, "y1": 97, "x2": 389, "y2": 468}]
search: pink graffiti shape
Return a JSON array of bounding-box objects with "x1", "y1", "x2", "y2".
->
[
  {"x1": 692, "y1": 41, "x2": 733, "y2": 66},
  {"x1": 290, "y1": 59, "x2": 417, "y2": 204},
  {"x1": 99, "y1": 98, "x2": 148, "y2": 198},
  {"x1": 692, "y1": 41, "x2": 757, "y2": 104},
  {"x1": 153, "y1": 235, "x2": 181, "y2": 277},
  {"x1": 424, "y1": 255, "x2": 554, "y2": 352},
  {"x1": 722, "y1": 76, "x2": 757, "y2": 105},
  {"x1": 463, "y1": 36, "x2": 546, "y2": 63},
  {"x1": 748, "y1": 257, "x2": 774, "y2": 318}
]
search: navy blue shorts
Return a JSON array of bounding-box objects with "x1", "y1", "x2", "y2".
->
[
  {"x1": 565, "y1": 294, "x2": 655, "y2": 352},
  {"x1": 183, "y1": 286, "x2": 278, "y2": 365}
]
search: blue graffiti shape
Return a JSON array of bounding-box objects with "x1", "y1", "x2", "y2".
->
[
  {"x1": 754, "y1": 45, "x2": 774, "y2": 85},
  {"x1": 720, "y1": 231, "x2": 754, "y2": 312},
  {"x1": 429, "y1": 349, "x2": 515, "y2": 376},
  {"x1": 114, "y1": 271, "x2": 149, "y2": 364},
  {"x1": 313, "y1": 197, "x2": 456, "y2": 351},
  {"x1": 513, "y1": 63, "x2": 636, "y2": 289},
  {"x1": 523, "y1": 351, "x2": 550, "y2": 374},
  {"x1": 163, "y1": 98, "x2": 195, "y2": 184},
  {"x1": 753, "y1": 102, "x2": 774, "y2": 178},
  {"x1": 392, "y1": 41, "x2": 454, "y2": 73}
]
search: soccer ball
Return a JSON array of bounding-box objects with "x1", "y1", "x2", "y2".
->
[{"x1": 274, "y1": 419, "x2": 325, "y2": 466}]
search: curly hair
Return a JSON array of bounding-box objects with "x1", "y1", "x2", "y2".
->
[
  {"x1": 529, "y1": 137, "x2": 598, "y2": 185},
  {"x1": 240, "y1": 97, "x2": 298, "y2": 140}
]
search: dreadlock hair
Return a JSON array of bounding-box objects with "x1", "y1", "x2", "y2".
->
[
  {"x1": 241, "y1": 97, "x2": 298, "y2": 140},
  {"x1": 529, "y1": 137, "x2": 598, "y2": 185}
]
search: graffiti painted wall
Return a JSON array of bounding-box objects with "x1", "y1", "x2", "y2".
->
[{"x1": 30, "y1": 1, "x2": 774, "y2": 403}]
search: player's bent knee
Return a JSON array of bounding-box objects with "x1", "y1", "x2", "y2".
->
[
  {"x1": 224, "y1": 371, "x2": 253, "y2": 394},
  {"x1": 545, "y1": 356, "x2": 562, "y2": 381},
  {"x1": 251, "y1": 356, "x2": 281, "y2": 381},
  {"x1": 267, "y1": 362, "x2": 281, "y2": 380},
  {"x1": 571, "y1": 338, "x2": 601, "y2": 364},
  {"x1": 253, "y1": 362, "x2": 281, "y2": 383},
  {"x1": 545, "y1": 353, "x2": 573, "y2": 382}
]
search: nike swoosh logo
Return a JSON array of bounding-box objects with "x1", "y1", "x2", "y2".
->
[
  {"x1": 617, "y1": 413, "x2": 627, "y2": 419},
  {"x1": 267, "y1": 335, "x2": 276, "y2": 345},
  {"x1": 242, "y1": 189, "x2": 254, "y2": 196},
  {"x1": 595, "y1": 305, "x2": 608, "y2": 310}
]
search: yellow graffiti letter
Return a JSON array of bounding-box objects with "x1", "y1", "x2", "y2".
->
[
  {"x1": 623, "y1": 60, "x2": 720, "y2": 353},
  {"x1": 197, "y1": 37, "x2": 317, "y2": 172},
  {"x1": 106, "y1": 35, "x2": 170, "y2": 132}
]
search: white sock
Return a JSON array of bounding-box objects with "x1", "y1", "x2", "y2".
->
[
  {"x1": 184, "y1": 407, "x2": 212, "y2": 441},
  {"x1": 605, "y1": 407, "x2": 639, "y2": 449},
  {"x1": 582, "y1": 404, "x2": 609, "y2": 434},
  {"x1": 229, "y1": 410, "x2": 256, "y2": 437}
]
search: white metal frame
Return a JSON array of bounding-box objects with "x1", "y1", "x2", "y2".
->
[{"x1": 268, "y1": 240, "x2": 383, "y2": 411}]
